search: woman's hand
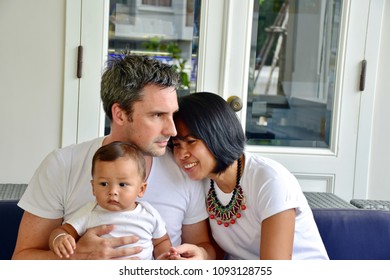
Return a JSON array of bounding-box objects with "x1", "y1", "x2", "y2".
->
[{"x1": 166, "y1": 243, "x2": 207, "y2": 260}]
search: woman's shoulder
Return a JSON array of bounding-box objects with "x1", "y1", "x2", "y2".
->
[{"x1": 244, "y1": 152, "x2": 288, "y2": 174}]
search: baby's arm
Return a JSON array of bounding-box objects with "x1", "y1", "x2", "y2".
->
[
  {"x1": 49, "y1": 223, "x2": 80, "y2": 258},
  {"x1": 153, "y1": 233, "x2": 173, "y2": 260}
]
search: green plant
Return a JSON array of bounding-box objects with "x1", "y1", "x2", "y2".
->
[{"x1": 143, "y1": 37, "x2": 190, "y2": 90}]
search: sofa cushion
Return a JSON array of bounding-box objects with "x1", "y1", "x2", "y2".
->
[{"x1": 312, "y1": 208, "x2": 390, "y2": 260}]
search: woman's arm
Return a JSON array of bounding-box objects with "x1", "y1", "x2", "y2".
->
[
  {"x1": 260, "y1": 209, "x2": 296, "y2": 260},
  {"x1": 168, "y1": 219, "x2": 216, "y2": 260}
]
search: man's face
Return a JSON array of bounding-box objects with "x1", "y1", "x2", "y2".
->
[{"x1": 123, "y1": 84, "x2": 179, "y2": 157}]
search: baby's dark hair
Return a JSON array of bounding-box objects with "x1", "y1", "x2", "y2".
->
[{"x1": 92, "y1": 141, "x2": 146, "y2": 180}]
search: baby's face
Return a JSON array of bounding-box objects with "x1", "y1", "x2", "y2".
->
[{"x1": 91, "y1": 158, "x2": 146, "y2": 212}]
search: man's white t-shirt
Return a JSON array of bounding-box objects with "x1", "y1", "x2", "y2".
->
[{"x1": 18, "y1": 137, "x2": 207, "y2": 246}]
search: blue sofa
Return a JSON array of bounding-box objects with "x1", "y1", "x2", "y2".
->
[
  {"x1": 1, "y1": 200, "x2": 24, "y2": 260},
  {"x1": 2, "y1": 200, "x2": 390, "y2": 260},
  {"x1": 312, "y1": 208, "x2": 390, "y2": 260}
]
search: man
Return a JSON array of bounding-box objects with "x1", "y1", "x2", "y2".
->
[{"x1": 12, "y1": 53, "x2": 215, "y2": 260}]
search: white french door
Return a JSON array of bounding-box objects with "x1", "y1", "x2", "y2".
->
[
  {"x1": 196, "y1": 0, "x2": 382, "y2": 201},
  {"x1": 64, "y1": 0, "x2": 383, "y2": 201}
]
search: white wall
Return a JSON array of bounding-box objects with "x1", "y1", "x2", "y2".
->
[
  {"x1": 368, "y1": 0, "x2": 390, "y2": 200},
  {"x1": 0, "y1": 0, "x2": 65, "y2": 183}
]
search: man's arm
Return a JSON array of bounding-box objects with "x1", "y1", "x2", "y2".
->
[
  {"x1": 179, "y1": 219, "x2": 216, "y2": 260},
  {"x1": 12, "y1": 211, "x2": 143, "y2": 260},
  {"x1": 12, "y1": 211, "x2": 63, "y2": 259}
]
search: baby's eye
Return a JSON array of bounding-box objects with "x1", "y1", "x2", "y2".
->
[
  {"x1": 119, "y1": 182, "x2": 128, "y2": 187},
  {"x1": 99, "y1": 182, "x2": 109, "y2": 187}
]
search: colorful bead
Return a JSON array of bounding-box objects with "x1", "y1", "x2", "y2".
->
[{"x1": 206, "y1": 157, "x2": 246, "y2": 227}]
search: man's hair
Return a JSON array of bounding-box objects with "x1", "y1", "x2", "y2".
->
[
  {"x1": 101, "y1": 52, "x2": 181, "y2": 121},
  {"x1": 173, "y1": 92, "x2": 246, "y2": 174},
  {"x1": 92, "y1": 141, "x2": 146, "y2": 180}
]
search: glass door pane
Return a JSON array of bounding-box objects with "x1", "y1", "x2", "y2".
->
[
  {"x1": 247, "y1": 0, "x2": 341, "y2": 148},
  {"x1": 105, "y1": 0, "x2": 201, "y2": 134}
]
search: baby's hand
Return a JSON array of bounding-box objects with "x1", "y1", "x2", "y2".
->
[
  {"x1": 156, "y1": 247, "x2": 181, "y2": 260},
  {"x1": 52, "y1": 233, "x2": 77, "y2": 258},
  {"x1": 168, "y1": 247, "x2": 181, "y2": 259}
]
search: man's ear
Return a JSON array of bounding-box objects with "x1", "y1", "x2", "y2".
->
[{"x1": 111, "y1": 103, "x2": 127, "y2": 126}]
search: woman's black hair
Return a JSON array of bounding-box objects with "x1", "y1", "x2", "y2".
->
[{"x1": 173, "y1": 92, "x2": 246, "y2": 174}]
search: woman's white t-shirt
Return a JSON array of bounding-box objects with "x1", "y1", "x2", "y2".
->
[{"x1": 206, "y1": 152, "x2": 329, "y2": 260}]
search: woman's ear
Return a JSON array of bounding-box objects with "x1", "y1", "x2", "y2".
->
[{"x1": 111, "y1": 103, "x2": 127, "y2": 126}]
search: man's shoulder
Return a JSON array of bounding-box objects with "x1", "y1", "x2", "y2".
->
[{"x1": 53, "y1": 137, "x2": 104, "y2": 157}]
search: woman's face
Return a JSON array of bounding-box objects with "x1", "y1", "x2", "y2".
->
[{"x1": 171, "y1": 120, "x2": 217, "y2": 181}]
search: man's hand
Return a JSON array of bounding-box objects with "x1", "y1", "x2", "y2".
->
[{"x1": 71, "y1": 225, "x2": 143, "y2": 259}]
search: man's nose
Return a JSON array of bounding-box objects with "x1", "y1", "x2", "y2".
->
[{"x1": 164, "y1": 117, "x2": 177, "y2": 137}]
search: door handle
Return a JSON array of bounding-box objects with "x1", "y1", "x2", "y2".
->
[{"x1": 227, "y1": 96, "x2": 243, "y2": 112}]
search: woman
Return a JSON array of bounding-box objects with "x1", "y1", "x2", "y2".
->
[{"x1": 170, "y1": 92, "x2": 328, "y2": 260}]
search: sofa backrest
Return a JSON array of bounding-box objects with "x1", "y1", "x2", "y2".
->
[
  {"x1": 312, "y1": 208, "x2": 390, "y2": 260},
  {"x1": 0, "y1": 200, "x2": 24, "y2": 260}
]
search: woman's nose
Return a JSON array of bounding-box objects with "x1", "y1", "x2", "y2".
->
[{"x1": 179, "y1": 148, "x2": 190, "y2": 160}]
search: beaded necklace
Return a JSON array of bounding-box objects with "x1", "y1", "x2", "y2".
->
[{"x1": 206, "y1": 158, "x2": 246, "y2": 227}]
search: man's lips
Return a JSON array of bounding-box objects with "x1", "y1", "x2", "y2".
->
[{"x1": 156, "y1": 139, "x2": 169, "y2": 147}]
